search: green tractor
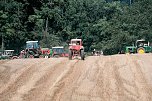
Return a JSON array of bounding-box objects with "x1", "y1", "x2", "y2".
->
[
  {"x1": 19, "y1": 41, "x2": 42, "y2": 58},
  {"x1": 52, "y1": 46, "x2": 68, "y2": 57},
  {"x1": 125, "y1": 39, "x2": 152, "y2": 54}
]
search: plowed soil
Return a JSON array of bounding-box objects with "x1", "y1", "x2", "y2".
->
[{"x1": 0, "y1": 54, "x2": 152, "y2": 101}]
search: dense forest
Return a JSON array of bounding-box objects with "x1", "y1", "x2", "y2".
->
[{"x1": 0, "y1": 0, "x2": 152, "y2": 55}]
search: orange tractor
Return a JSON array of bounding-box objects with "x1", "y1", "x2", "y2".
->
[{"x1": 68, "y1": 39, "x2": 85, "y2": 60}]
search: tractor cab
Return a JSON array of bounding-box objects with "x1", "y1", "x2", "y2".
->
[
  {"x1": 136, "y1": 39, "x2": 149, "y2": 47},
  {"x1": 0, "y1": 50, "x2": 17, "y2": 59},
  {"x1": 69, "y1": 39, "x2": 82, "y2": 51},
  {"x1": 124, "y1": 39, "x2": 152, "y2": 54},
  {"x1": 26, "y1": 41, "x2": 40, "y2": 49},
  {"x1": 135, "y1": 39, "x2": 152, "y2": 54},
  {"x1": 52, "y1": 46, "x2": 66, "y2": 57},
  {"x1": 70, "y1": 39, "x2": 82, "y2": 46}
]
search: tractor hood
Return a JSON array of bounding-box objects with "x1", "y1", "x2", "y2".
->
[{"x1": 69, "y1": 45, "x2": 83, "y2": 50}]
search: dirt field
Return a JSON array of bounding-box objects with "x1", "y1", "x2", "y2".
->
[{"x1": 0, "y1": 54, "x2": 152, "y2": 101}]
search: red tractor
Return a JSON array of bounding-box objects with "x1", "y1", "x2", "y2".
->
[{"x1": 68, "y1": 39, "x2": 85, "y2": 60}]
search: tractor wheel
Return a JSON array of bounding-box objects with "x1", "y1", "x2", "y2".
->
[
  {"x1": 11, "y1": 56, "x2": 18, "y2": 59},
  {"x1": 69, "y1": 50, "x2": 72, "y2": 60},
  {"x1": 39, "y1": 55, "x2": 44, "y2": 58},
  {"x1": 44, "y1": 55, "x2": 49, "y2": 58},
  {"x1": 137, "y1": 47, "x2": 145, "y2": 54},
  {"x1": 80, "y1": 50, "x2": 85, "y2": 60},
  {"x1": 34, "y1": 54, "x2": 39, "y2": 58},
  {"x1": 29, "y1": 55, "x2": 34, "y2": 58},
  {"x1": 53, "y1": 54, "x2": 59, "y2": 58}
]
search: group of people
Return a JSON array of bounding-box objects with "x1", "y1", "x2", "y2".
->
[{"x1": 92, "y1": 49, "x2": 103, "y2": 56}]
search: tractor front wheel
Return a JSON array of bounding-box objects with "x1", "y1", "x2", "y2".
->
[
  {"x1": 80, "y1": 50, "x2": 85, "y2": 60},
  {"x1": 39, "y1": 55, "x2": 44, "y2": 58},
  {"x1": 69, "y1": 50, "x2": 72, "y2": 60},
  {"x1": 29, "y1": 55, "x2": 34, "y2": 58},
  {"x1": 137, "y1": 47, "x2": 145, "y2": 54}
]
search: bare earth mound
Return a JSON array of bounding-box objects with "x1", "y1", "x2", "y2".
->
[{"x1": 0, "y1": 54, "x2": 152, "y2": 101}]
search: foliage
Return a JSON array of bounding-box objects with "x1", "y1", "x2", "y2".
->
[{"x1": 0, "y1": 0, "x2": 152, "y2": 55}]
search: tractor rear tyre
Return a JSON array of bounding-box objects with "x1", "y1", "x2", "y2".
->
[
  {"x1": 69, "y1": 50, "x2": 72, "y2": 60},
  {"x1": 29, "y1": 55, "x2": 34, "y2": 58},
  {"x1": 137, "y1": 47, "x2": 145, "y2": 54},
  {"x1": 34, "y1": 54, "x2": 39, "y2": 58},
  {"x1": 39, "y1": 55, "x2": 44, "y2": 58},
  {"x1": 54, "y1": 55, "x2": 59, "y2": 58},
  {"x1": 80, "y1": 50, "x2": 85, "y2": 60}
]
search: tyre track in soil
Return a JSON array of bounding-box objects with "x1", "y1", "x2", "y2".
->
[
  {"x1": 105, "y1": 55, "x2": 152, "y2": 101},
  {"x1": 87, "y1": 55, "x2": 152, "y2": 101},
  {"x1": 68, "y1": 57, "x2": 100, "y2": 101},
  {"x1": 96, "y1": 56, "x2": 124, "y2": 101},
  {"x1": 44, "y1": 55, "x2": 152, "y2": 101},
  {"x1": 44, "y1": 59, "x2": 80, "y2": 101},
  {"x1": 0, "y1": 60, "x2": 9, "y2": 65},
  {"x1": 112, "y1": 55, "x2": 139, "y2": 101},
  {"x1": 22, "y1": 59, "x2": 78, "y2": 101},
  {"x1": 117, "y1": 55, "x2": 139, "y2": 101},
  {"x1": 86, "y1": 56, "x2": 104, "y2": 101},
  {"x1": 0, "y1": 59, "x2": 47, "y2": 101},
  {"x1": 0, "y1": 59, "x2": 41, "y2": 90},
  {"x1": 95, "y1": 56, "x2": 106, "y2": 101},
  {"x1": 0, "y1": 59, "x2": 43, "y2": 95},
  {"x1": 75, "y1": 56, "x2": 105, "y2": 101},
  {"x1": 11, "y1": 58, "x2": 66, "y2": 101},
  {"x1": 101, "y1": 56, "x2": 116, "y2": 101},
  {"x1": 0, "y1": 65, "x2": 11, "y2": 86},
  {"x1": 49, "y1": 57, "x2": 101, "y2": 101},
  {"x1": 127, "y1": 55, "x2": 152, "y2": 101},
  {"x1": 0, "y1": 58, "x2": 65, "y2": 101},
  {"x1": 0, "y1": 55, "x2": 152, "y2": 101},
  {"x1": 136, "y1": 54, "x2": 152, "y2": 84},
  {"x1": 49, "y1": 56, "x2": 116, "y2": 101}
]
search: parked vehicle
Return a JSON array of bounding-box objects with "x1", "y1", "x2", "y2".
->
[
  {"x1": 0, "y1": 50, "x2": 18, "y2": 59},
  {"x1": 52, "y1": 46, "x2": 68, "y2": 57},
  {"x1": 123, "y1": 39, "x2": 152, "y2": 54},
  {"x1": 19, "y1": 41, "x2": 41, "y2": 58},
  {"x1": 68, "y1": 39, "x2": 85, "y2": 60}
]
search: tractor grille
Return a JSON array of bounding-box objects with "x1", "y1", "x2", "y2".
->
[{"x1": 72, "y1": 45, "x2": 81, "y2": 50}]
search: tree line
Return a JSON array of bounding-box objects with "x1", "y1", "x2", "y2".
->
[{"x1": 0, "y1": 0, "x2": 152, "y2": 55}]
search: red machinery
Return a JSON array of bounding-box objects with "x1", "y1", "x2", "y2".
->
[
  {"x1": 40, "y1": 48, "x2": 50, "y2": 58},
  {"x1": 68, "y1": 39, "x2": 85, "y2": 60}
]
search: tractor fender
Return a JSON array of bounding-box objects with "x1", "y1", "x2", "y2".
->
[
  {"x1": 80, "y1": 46, "x2": 84, "y2": 50},
  {"x1": 69, "y1": 46, "x2": 72, "y2": 50},
  {"x1": 137, "y1": 47, "x2": 145, "y2": 54}
]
